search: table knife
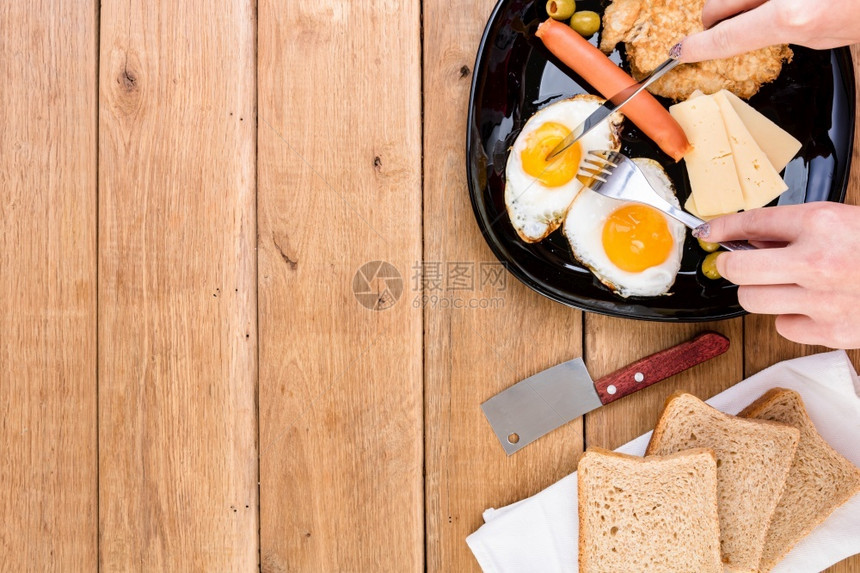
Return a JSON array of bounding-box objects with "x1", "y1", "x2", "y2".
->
[
  {"x1": 545, "y1": 55, "x2": 681, "y2": 161},
  {"x1": 481, "y1": 331, "x2": 729, "y2": 455}
]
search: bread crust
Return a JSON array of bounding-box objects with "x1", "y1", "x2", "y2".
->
[
  {"x1": 739, "y1": 388, "x2": 860, "y2": 571},
  {"x1": 645, "y1": 391, "x2": 799, "y2": 572},
  {"x1": 577, "y1": 446, "x2": 720, "y2": 572},
  {"x1": 737, "y1": 387, "x2": 792, "y2": 418},
  {"x1": 645, "y1": 390, "x2": 798, "y2": 456},
  {"x1": 577, "y1": 453, "x2": 588, "y2": 572}
]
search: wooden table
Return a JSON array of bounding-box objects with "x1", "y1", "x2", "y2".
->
[{"x1": 1, "y1": 1, "x2": 857, "y2": 571}]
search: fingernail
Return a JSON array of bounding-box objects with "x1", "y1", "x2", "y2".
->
[
  {"x1": 669, "y1": 41, "x2": 683, "y2": 60},
  {"x1": 692, "y1": 223, "x2": 710, "y2": 239}
]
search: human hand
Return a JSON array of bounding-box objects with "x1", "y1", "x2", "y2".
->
[
  {"x1": 694, "y1": 202, "x2": 860, "y2": 349},
  {"x1": 678, "y1": 0, "x2": 860, "y2": 63}
]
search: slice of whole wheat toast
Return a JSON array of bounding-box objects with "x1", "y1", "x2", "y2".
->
[
  {"x1": 578, "y1": 447, "x2": 722, "y2": 573},
  {"x1": 645, "y1": 392, "x2": 800, "y2": 572},
  {"x1": 739, "y1": 388, "x2": 860, "y2": 572}
]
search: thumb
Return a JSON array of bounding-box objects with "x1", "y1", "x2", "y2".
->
[{"x1": 678, "y1": 2, "x2": 787, "y2": 62}]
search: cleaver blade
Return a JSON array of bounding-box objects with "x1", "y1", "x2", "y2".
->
[{"x1": 481, "y1": 331, "x2": 730, "y2": 455}]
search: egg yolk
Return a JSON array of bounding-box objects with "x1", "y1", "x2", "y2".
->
[
  {"x1": 602, "y1": 204, "x2": 674, "y2": 273},
  {"x1": 520, "y1": 121, "x2": 582, "y2": 187}
]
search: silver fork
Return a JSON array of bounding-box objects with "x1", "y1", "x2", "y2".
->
[{"x1": 576, "y1": 150, "x2": 755, "y2": 252}]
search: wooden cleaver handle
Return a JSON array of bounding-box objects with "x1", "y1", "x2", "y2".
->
[{"x1": 593, "y1": 331, "x2": 730, "y2": 405}]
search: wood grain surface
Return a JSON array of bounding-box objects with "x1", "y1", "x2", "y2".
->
[
  {"x1": 0, "y1": 2, "x2": 858, "y2": 572},
  {"x1": 257, "y1": 1, "x2": 423, "y2": 571},
  {"x1": 98, "y1": 1, "x2": 258, "y2": 569},
  {"x1": 583, "y1": 318, "x2": 744, "y2": 450},
  {"x1": 0, "y1": 2, "x2": 98, "y2": 569},
  {"x1": 423, "y1": 1, "x2": 586, "y2": 571}
]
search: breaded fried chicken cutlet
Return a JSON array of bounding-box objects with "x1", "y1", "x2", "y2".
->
[{"x1": 600, "y1": 0, "x2": 792, "y2": 100}]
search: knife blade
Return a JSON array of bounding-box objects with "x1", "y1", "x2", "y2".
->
[
  {"x1": 481, "y1": 331, "x2": 729, "y2": 455},
  {"x1": 545, "y1": 56, "x2": 681, "y2": 161}
]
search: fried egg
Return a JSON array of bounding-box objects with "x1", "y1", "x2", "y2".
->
[
  {"x1": 564, "y1": 158, "x2": 685, "y2": 298},
  {"x1": 505, "y1": 94, "x2": 622, "y2": 242}
]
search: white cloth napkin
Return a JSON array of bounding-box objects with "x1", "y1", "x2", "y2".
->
[{"x1": 467, "y1": 350, "x2": 860, "y2": 573}]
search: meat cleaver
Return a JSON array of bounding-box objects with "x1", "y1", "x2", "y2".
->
[{"x1": 481, "y1": 331, "x2": 730, "y2": 454}]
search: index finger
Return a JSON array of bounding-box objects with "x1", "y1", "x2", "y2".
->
[
  {"x1": 698, "y1": 206, "x2": 807, "y2": 243},
  {"x1": 702, "y1": 0, "x2": 768, "y2": 29},
  {"x1": 678, "y1": 0, "x2": 786, "y2": 62}
]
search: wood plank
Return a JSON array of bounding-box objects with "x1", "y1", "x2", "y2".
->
[
  {"x1": 0, "y1": 1, "x2": 98, "y2": 569},
  {"x1": 583, "y1": 318, "x2": 744, "y2": 450},
  {"x1": 742, "y1": 315, "x2": 858, "y2": 376},
  {"x1": 423, "y1": 2, "x2": 585, "y2": 571},
  {"x1": 742, "y1": 45, "x2": 860, "y2": 573},
  {"x1": 256, "y1": 1, "x2": 423, "y2": 571},
  {"x1": 828, "y1": 554, "x2": 860, "y2": 572},
  {"x1": 98, "y1": 1, "x2": 258, "y2": 569}
]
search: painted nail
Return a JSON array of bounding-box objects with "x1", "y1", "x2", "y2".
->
[
  {"x1": 692, "y1": 223, "x2": 710, "y2": 239},
  {"x1": 669, "y1": 41, "x2": 683, "y2": 60}
]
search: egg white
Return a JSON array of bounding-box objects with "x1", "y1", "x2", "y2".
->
[
  {"x1": 505, "y1": 95, "x2": 622, "y2": 242},
  {"x1": 564, "y1": 158, "x2": 686, "y2": 298}
]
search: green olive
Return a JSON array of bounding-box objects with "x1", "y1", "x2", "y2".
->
[
  {"x1": 701, "y1": 252, "x2": 723, "y2": 280},
  {"x1": 570, "y1": 11, "x2": 601, "y2": 37},
  {"x1": 546, "y1": 0, "x2": 576, "y2": 20},
  {"x1": 697, "y1": 237, "x2": 720, "y2": 253}
]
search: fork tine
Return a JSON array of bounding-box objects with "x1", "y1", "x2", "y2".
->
[
  {"x1": 577, "y1": 174, "x2": 605, "y2": 189},
  {"x1": 582, "y1": 158, "x2": 612, "y2": 173},
  {"x1": 605, "y1": 150, "x2": 623, "y2": 164},
  {"x1": 576, "y1": 174, "x2": 597, "y2": 187},
  {"x1": 576, "y1": 171, "x2": 606, "y2": 184},
  {"x1": 586, "y1": 152, "x2": 613, "y2": 161},
  {"x1": 587, "y1": 150, "x2": 619, "y2": 166},
  {"x1": 579, "y1": 166, "x2": 609, "y2": 178}
]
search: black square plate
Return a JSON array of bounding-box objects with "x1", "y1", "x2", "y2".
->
[{"x1": 466, "y1": 0, "x2": 855, "y2": 321}]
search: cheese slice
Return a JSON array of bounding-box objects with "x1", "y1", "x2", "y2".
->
[
  {"x1": 685, "y1": 194, "x2": 735, "y2": 221},
  {"x1": 722, "y1": 90, "x2": 802, "y2": 172},
  {"x1": 713, "y1": 91, "x2": 788, "y2": 210},
  {"x1": 670, "y1": 97, "x2": 745, "y2": 217}
]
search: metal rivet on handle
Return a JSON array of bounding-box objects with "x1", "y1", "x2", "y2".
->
[
  {"x1": 634, "y1": 372, "x2": 644, "y2": 383},
  {"x1": 607, "y1": 385, "x2": 617, "y2": 395}
]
